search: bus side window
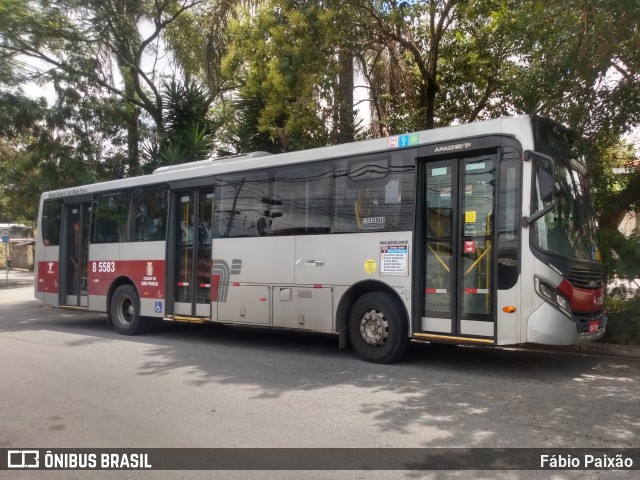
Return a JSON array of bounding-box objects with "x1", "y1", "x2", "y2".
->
[
  {"x1": 497, "y1": 150, "x2": 521, "y2": 290},
  {"x1": 213, "y1": 172, "x2": 270, "y2": 238},
  {"x1": 127, "y1": 186, "x2": 168, "y2": 242},
  {"x1": 42, "y1": 199, "x2": 63, "y2": 246},
  {"x1": 92, "y1": 191, "x2": 128, "y2": 243},
  {"x1": 271, "y1": 163, "x2": 332, "y2": 235},
  {"x1": 332, "y1": 152, "x2": 415, "y2": 233}
]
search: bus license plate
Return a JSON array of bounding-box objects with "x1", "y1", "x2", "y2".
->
[{"x1": 589, "y1": 321, "x2": 599, "y2": 333}]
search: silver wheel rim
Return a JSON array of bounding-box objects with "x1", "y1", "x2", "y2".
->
[
  {"x1": 359, "y1": 308, "x2": 389, "y2": 347},
  {"x1": 117, "y1": 296, "x2": 134, "y2": 326}
]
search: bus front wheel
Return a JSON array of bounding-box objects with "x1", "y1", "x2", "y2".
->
[
  {"x1": 110, "y1": 285, "x2": 149, "y2": 335},
  {"x1": 348, "y1": 292, "x2": 409, "y2": 363}
]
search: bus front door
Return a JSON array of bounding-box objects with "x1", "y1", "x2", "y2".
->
[
  {"x1": 421, "y1": 154, "x2": 497, "y2": 341},
  {"x1": 170, "y1": 189, "x2": 215, "y2": 319},
  {"x1": 60, "y1": 201, "x2": 91, "y2": 308}
]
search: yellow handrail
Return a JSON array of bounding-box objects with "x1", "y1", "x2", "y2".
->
[{"x1": 427, "y1": 243, "x2": 450, "y2": 273}]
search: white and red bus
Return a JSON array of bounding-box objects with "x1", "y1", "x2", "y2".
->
[{"x1": 35, "y1": 115, "x2": 606, "y2": 363}]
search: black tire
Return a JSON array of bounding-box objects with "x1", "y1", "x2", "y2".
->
[
  {"x1": 347, "y1": 292, "x2": 410, "y2": 363},
  {"x1": 110, "y1": 285, "x2": 150, "y2": 335}
]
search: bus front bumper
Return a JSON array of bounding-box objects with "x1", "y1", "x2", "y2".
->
[{"x1": 527, "y1": 301, "x2": 606, "y2": 345}]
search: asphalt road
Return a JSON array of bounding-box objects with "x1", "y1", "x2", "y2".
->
[{"x1": 1, "y1": 285, "x2": 638, "y2": 479}]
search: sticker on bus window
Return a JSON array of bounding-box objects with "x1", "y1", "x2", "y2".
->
[
  {"x1": 466, "y1": 162, "x2": 486, "y2": 171},
  {"x1": 362, "y1": 217, "x2": 385, "y2": 229},
  {"x1": 464, "y1": 240, "x2": 476, "y2": 253},
  {"x1": 465, "y1": 211, "x2": 477, "y2": 223},
  {"x1": 464, "y1": 223, "x2": 476, "y2": 236},
  {"x1": 390, "y1": 133, "x2": 420, "y2": 148}
]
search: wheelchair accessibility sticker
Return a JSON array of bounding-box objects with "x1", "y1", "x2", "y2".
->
[{"x1": 154, "y1": 301, "x2": 163, "y2": 314}]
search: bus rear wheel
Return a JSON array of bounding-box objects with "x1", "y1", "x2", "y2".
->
[
  {"x1": 348, "y1": 292, "x2": 409, "y2": 363},
  {"x1": 110, "y1": 285, "x2": 149, "y2": 335}
]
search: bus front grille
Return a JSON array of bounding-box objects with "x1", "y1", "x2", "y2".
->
[{"x1": 568, "y1": 267, "x2": 603, "y2": 290}]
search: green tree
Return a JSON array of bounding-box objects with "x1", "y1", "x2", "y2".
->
[
  {"x1": 155, "y1": 79, "x2": 216, "y2": 166},
  {"x1": 221, "y1": 0, "x2": 359, "y2": 152},
  {"x1": 501, "y1": 0, "x2": 640, "y2": 275},
  {"x1": 0, "y1": 0, "x2": 205, "y2": 174},
  {"x1": 0, "y1": 91, "x2": 47, "y2": 223},
  {"x1": 0, "y1": 86, "x2": 133, "y2": 224},
  {"x1": 355, "y1": 0, "x2": 463, "y2": 131},
  {"x1": 352, "y1": 0, "x2": 517, "y2": 133}
]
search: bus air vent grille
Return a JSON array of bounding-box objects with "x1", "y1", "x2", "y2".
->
[{"x1": 567, "y1": 267, "x2": 603, "y2": 290}]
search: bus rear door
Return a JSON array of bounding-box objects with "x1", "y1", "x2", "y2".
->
[
  {"x1": 59, "y1": 199, "x2": 91, "y2": 308},
  {"x1": 167, "y1": 188, "x2": 215, "y2": 320}
]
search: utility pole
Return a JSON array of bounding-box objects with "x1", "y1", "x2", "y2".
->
[{"x1": 2, "y1": 230, "x2": 9, "y2": 286}]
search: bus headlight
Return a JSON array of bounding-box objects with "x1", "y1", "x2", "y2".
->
[
  {"x1": 538, "y1": 281, "x2": 555, "y2": 302},
  {"x1": 535, "y1": 276, "x2": 572, "y2": 318},
  {"x1": 556, "y1": 293, "x2": 570, "y2": 312}
]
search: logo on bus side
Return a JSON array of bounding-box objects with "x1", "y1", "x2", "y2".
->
[
  {"x1": 302, "y1": 260, "x2": 325, "y2": 267},
  {"x1": 211, "y1": 259, "x2": 242, "y2": 302},
  {"x1": 434, "y1": 142, "x2": 472, "y2": 153}
]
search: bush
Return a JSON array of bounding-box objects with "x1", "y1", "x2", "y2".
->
[{"x1": 602, "y1": 297, "x2": 640, "y2": 345}]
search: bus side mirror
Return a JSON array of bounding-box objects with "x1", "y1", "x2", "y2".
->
[
  {"x1": 538, "y1": 166, "x2": 554, "y2": 203},
  {"x1": 524, "y1": 151, "x2": 556, "y2": 227}
]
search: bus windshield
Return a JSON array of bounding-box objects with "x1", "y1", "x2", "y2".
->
[{"x1": 532, "y1": 157, "x2": 599, "y2": 262}]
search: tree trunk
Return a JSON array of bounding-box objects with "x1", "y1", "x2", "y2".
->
[
  {"x1": 123, "y1": 68, "x2": 140, "y2": 176},
  {"x1": 336, "y1": 50, "x2": 355, "y2": 143}
]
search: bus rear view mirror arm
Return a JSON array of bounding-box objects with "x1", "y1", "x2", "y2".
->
[
  {"x1": 524, "y1": 200, "x2": 555, "y2": 227},
  {"x1": 524, "y1": 150, "x2": 556, "y2": 227}
]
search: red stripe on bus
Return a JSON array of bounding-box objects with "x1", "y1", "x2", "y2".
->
[
  {"x1": 211, "y1": 274, "x2": 220, "y2": 302},
  {"x1": 87, "y1": 260, "x2": 166, "y2": 298}
]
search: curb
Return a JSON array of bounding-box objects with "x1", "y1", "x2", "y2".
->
[
  {"x1": 521, "y1": 342, "x2": 640, "y2": 359},
  {"x1": 0, "y1": 271, "x2": 35, "y2": 290},
  {"x1": 0, "y1": 280, "x2": 34, "y2": 290}
]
